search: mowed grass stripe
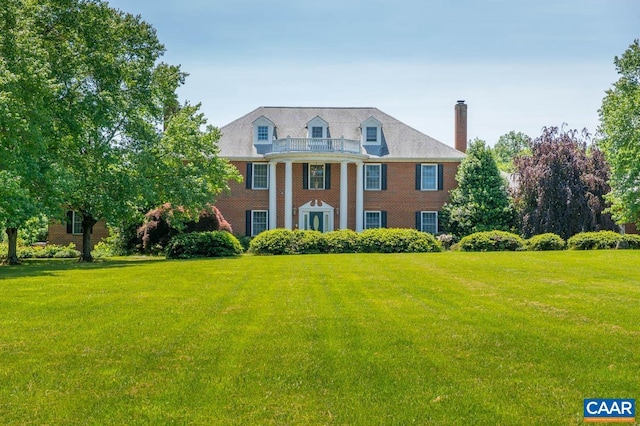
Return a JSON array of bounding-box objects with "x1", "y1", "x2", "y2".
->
[{"x1": 0, "y1": 252, "x2": 639, "y2": 425}]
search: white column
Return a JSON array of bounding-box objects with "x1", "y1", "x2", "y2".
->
[
  {"x1": 355, "y1": 161, "x2": 364, "y2": 232},
  {"x1": 284, "y1": 161, "x2": 293, "y2": 229},
  {"x1": 340, "y1": 161, "x2": 348, "y2": 229},
  {"x1": 269, "y1": 161, "x2": 277, "y2": 230}
]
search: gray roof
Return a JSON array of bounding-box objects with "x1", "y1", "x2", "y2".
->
[{"x1": 217, "y1": 106, "x2": 465, "y2": 161}]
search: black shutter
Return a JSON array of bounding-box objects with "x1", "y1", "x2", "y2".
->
[
  {"x1": 437, "y1": 164, "x2": 444, "y2": 190},
  {"x1": 246, "y1": 163, "x2": 253, "y2": 189},
  {"x1": 415, "y1": 164, "x2": 421, "y2": 190},
  {"x1": 325, "y1": 164, "x2": 331, "y2": 189},
  {"x1": 436, "y1": 211, "x2": 441, "y2": 233},
  {"x1": 302, "y1": 163, "x2": 309, "y2": 189},
  {"x1": 381, "y1": 211, "x2": 387, "y2": 228},
  {"x1": 245, "y1": 210, "x2": 252, "y2": 236},
  {"x1": 66, "y1": 211, "x2": 73, "y2": 234},
  {"x1": 381, "y1": 164, "x2": 387, "y2": 190},
  {"x1": 415, "y1": 211, "x2": 421, "y2": 231}
]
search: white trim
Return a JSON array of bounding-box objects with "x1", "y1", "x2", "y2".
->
[
  {"x1": 285, "y1": 161, "x2": 293, "y2": 229},
  {"x1": 308, "y1": 163, "x2": 325, "y2": 190},
  {"x1": 361, "y1": 116, "x2": 382, "y2": 145},
  {"x1": 364, "y1": 163, "x2": 382, "y2": 191},
  {"x1": 340, "y1": 161, "x2": 348, "y2": 229},
  {"x1": 251, "y1": 210, "x2": 269, "y2": 236},
  {"x1": 364, "y1": 210, "x2": 382, "y2": 229},
  {"x1": 253, "y1": 116, "x2": 275, "y2": 145},
  {"x1": 71, "y1": 211, "x2": 83, "y2": 235},
  {"x1": 306, "y1": 116, "x2": 329, "y2": 139},
  {"x1": 298, "y1": 200, "x2": 334, "y2": 232},
  {"x1": 420, "y1": 211, "x2": 438, "y2": 235},
  {"x1": 355, "y1": 162, "x2": 364, "y2": 232},
  {"x1": 269, "y1": 162, "x2": 277, "y2": 230},
  {"x1": 251, "y1": 163, "x2": 269, "y2": 190},
  {"x1": 420, "y1": 164, "x2": 438, "y2": 191}
]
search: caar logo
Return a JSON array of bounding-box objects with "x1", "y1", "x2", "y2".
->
[{"x1": 584, "y1": 399, "x2": 635, "y2": 423}]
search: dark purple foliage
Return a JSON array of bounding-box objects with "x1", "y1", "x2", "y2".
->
[
  {"x1": 138, "y1": 203, "x2": 232, "y2": 252},
  {"x1": 512, "y1": 127, "x2": 616, "y2": 240}
]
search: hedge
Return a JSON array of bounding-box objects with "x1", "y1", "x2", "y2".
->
[
  {"x1": 0, "y1": 243, "x2": 80, "y2": 259},
  {"x1": 567, "y1": 231, "x2": 640, "y2": 250},
  {"x1": 165, "y1": 231, "x2": 243, "y2": 259},
  {"x1": 357, "y1": 228, "x2": 442, "y2": 253},
  {"x1": 458, "y1": 231, "x2": 525, "y2": 252},
  {"x1": 525, "y1": 233, "x2": 566, "y2": 251}
]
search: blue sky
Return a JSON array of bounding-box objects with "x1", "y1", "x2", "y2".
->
[{"x1": 107, "y1": 0, "x2": 639, "y2": 147}]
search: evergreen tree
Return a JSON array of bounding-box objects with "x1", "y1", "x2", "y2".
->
[{"x1": 442, "y1": 139, "x2": 515, "y2": 237}]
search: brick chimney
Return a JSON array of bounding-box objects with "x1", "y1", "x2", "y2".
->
[{"x1": 454, "y1": 100, "x2": 467, "y2": 153}]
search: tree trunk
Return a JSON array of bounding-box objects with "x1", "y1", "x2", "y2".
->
[
  {"x1": 6, "y1": 227, "x2": 20, "y2": 265},
  {"x1": 80, "y1": 214, "x2": 97, "y2": 262}
]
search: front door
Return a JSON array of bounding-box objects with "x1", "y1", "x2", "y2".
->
[{"x1": 309, "y1": 211, "x2": 324, "y2": 232}]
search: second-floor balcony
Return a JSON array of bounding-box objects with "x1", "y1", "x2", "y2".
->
[{"x1": 270, "y1": 137, "x2": 361, "y2": 154}]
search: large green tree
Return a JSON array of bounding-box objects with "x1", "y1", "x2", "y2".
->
[
  {"x1": 493, "y1": 131, "x2": 531, "y2": 172},
  {"x1": 441, "y1": 139, "x2": 515, "y2": 237},
  {"x1": 599, "y1": 39, "x2": 640, "y2": 226},
  {"x1": 0, "y1": 0, "x2": 64, "y2": 264}
]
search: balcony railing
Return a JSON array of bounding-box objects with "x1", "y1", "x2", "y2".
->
[{"x1": 269, "y1": 137, "x2": 361, "y2": 154}]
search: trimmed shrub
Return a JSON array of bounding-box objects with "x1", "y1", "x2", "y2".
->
[
  {"x1": 622, "y1": 234, "x2": 640, "y2": 249},
  {"x1": 357, "y1": 228, "x2": 442, "y2": 253},
  {"x1": 248, "y1": 229, "x2": 294, "y2": 255},
  {"x1": 166, "y1": 231, "x2": 243, "y2": 259},
  {"x1": 458, "y1": 231, "x2": 525, "y2": 252},
  {"x1": 325, "y1": 230, "x2": 359, "y2": 253},
  {"x1": 290, "y1": 230, "x2": 327, "y2": 254},
  {"x1": 525, "y1": 233, "x2": 566, "y2": 251},
  {"x1": 1, "y1": 243, "x2": 80, "y2": 259},
  {"x1": 567, "y1": 231, "x2": 622, "y2": 250},
  {"x1": 566, "y1": 230, "x2": 640, "y2": 250}
]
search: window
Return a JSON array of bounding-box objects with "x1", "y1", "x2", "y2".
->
[
  {"x1": 309, "y1": 164, "x2": 325, "y2": 190},
  {"x1": 252, "y1": 163, "x2": 268, "y2": 189},
  {"x1": 311, "y1": 126, "x2": 323, "y2": 138},
  {"x1": 365, "y1": 164, "x2": 381, "y2": 190},
  {"x1": 366, "y1": 126, "x2": 378, "y2": 142},
  {"x1": 72, "y1": 212, "x2": 83, "y2": 234},
  {"x1": 420, "y1": 211, "x2": 438, "y2": 235},
  {"x1": 421, "y1": 164, "x2": 437, "y2": 190},
  {"x1": 257, "y1": 126, "x2": 269, "y2": 141},
  {"x1": 364, "y1": 211, "x2": 381, "y2": 229},
  {"x1": 252, "y1": 211, "x2": 268, "y2": 236}
]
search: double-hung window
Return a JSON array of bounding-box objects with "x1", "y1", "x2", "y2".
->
[
  {"x1": 252, "y1": 163, "x2": 268, "y2": 190},
  {"x1": 72, "y1": 212, "x2": 82, "y2": 234},
  {"x1": 421, "y1": 164, "x2": 437, "y2": 190},
  {"x1": 420, "y1": 211, "x2": 438, "y2": 234},
  {"x1": 365, "y1": 164, "x2": 381, "y2": 190},
  {"x1": 311, "y1": 126, "x2": 323, "y2": 138},
  {"x1": 309, "y1": 164, "x2": 325, "y2": 190},
  {"x1": 251, "y1": 211, "x2": 268, "y2": 236},
  {"x1": 364, "y1": 211, "x2": 382, "y2": 229},
  {"x1": 366, "y1": 126, "x2": 378, "y2": 142}
]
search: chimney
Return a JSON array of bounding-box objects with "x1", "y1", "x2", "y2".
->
[{"x1": 454, "y1": 100, "x2": 467, "y2": 153}]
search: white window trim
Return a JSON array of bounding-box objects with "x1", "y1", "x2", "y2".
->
[
  {"x1": 252, "y1": 163, "x2": 269, "y2": 190},
  {"x1": 364, "y1": 163, "x2": 382, "y2": 191},
  {"x1": 421, "y1": 164, "x2": 438, "y2": 191},
  {"x1": 420, "y1": 211, "x2": 438, "y2": 234},
  {"x1": 364, "y1": 210, "x2": 382, "y2": 229},
  {"x1": 308, "y1": 164, "x2": 325, "y2": 190},
  {"x1": 251, "y1": 210, "x2": 269, "y2": 236},
  {"x1": 72, "y1": 211, "x2": 83, "y2": 235},
  {"x1": 361, "y1": 116, "x2": 382, "y2": 145},
  {"x1": 307, "y1": 116, "x2": 329, "y2": 139},
  {"x1": 253, "y1": 116, "x2": 275, "y2": 145}
]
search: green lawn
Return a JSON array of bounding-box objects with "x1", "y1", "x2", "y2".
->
[{"x1": 1, "y1": 252, "x2": 639, "y2": 425}]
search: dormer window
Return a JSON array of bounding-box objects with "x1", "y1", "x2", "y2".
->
[
  {"x1": 361, "y1": 116, "x2": 382, "y2": 145},
  {"x1": 307, "y1": 116, "x2": 329, "y2": 139},
  {"x1": 253, "y1": 116, "x2": 275, "y2": 144}
]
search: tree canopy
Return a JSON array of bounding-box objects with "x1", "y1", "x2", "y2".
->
[
  {"x1": 512, "y1": 126, "x2": 615, "y2": 239},
  {"x1": 441, "y1": 139, "x2": 515, "y2": 238},
  {"x1": 598, "y1": 39, "x2": 640, "y2": 226},
  {"x1": 493, "y1": 131, "x2": 531, "y2": 172},
  {"x1": 1, "y1": 0, "x2": 240, "y2": 262}
]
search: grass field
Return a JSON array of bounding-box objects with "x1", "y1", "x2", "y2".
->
[{"x1": 1, "y1": 251, "x2": 639, "y2": 425}]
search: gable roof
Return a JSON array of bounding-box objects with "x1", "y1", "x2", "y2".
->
[{"x1": 217, "y1": 106, "x2": 465, "y2": 161}]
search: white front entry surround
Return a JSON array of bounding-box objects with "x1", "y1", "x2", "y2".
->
[
  {"x1": 298, "y1": 200, "x2": 334, "y2": 232},
  {"x1": 266, "y1": 153, "x2": 367, "y2": 232}
]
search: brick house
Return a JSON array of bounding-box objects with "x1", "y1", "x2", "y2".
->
[
  {"x1": 47, "y1": 211, "x2": 109, "y2": 250},
  {"x1": 214, "y1": 102, "x2": 467, "y2": 236}
]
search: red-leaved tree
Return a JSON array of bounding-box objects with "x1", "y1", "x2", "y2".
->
[{"x1": 512, "y1": 126, "x2": 616, "y2": 239}]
